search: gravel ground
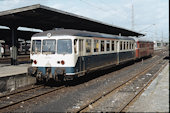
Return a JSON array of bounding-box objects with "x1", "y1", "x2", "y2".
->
[
  {"x1": 125, "y1": 63, "x2": 169, "y2": 112},
  {"x1": 85, "y1": 59, "x2": 167, "y2": 112}
]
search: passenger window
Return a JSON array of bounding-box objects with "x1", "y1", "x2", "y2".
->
[
  {"x1": 124, "y1": 42, "x2": 126, "y2": 50},
  {"x1": 106, "y1": 40, "x2": 110, "y2": 51},
  {"x1": 129, "y1": 42, "x2": 131, "y2": 49},
  {"x1": 74, "y1": 39, "x2": 77, "y2": 54},
  {"x1": 111, "y1": 41, "x2": 114, "y2": 51},
  {"x1": 94, "y1": 40, "x2": 99, "y2": 52},
  {"x1": 120, "y1": 41, "x2": 122, "y2": 50},
  {"x1": 127, "y1": 42, "x2": 129, "y2": 50},
  {"x1": 86, "y1": 39, "x2": 91, "y2": 53},
  {"x1": 79, "y1": 39, "x2": 84, "y2": 55},
  {"x1": 132, "y1": 43, "x2": 134, "y2": 49},
  {"x1": 100, "y1": 40, "x2": 105, "y2": 52}
]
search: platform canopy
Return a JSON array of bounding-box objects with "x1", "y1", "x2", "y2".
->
[
  {"x1": 0, "y1": 4, "x2": 144, "y2": 65},
  {"x1": 0, "y1": 4, "x2": 144, "y2": 37},
  {"x1": 0, "y1": 29, "x2": 37, "y2": 44}
]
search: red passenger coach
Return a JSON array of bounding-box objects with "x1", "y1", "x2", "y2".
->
[
  {"x1": 135, "y1": 39, "x2": 154, "y2": 59},
  {"x1": 147, "y1": 41, "x2": 154, "y2": 56}
]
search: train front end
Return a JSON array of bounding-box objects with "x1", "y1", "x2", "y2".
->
[{"x1": 28, "y1": 33, "x2": 77, "y2": 82}]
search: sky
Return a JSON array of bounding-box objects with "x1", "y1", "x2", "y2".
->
[{"x1": 0, "y1": 0, "x2": 169, "y2": 42}]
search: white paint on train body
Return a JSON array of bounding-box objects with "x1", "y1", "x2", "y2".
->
[{"x1": 31, "y1": 36, "x2": 77, "y2": 67}]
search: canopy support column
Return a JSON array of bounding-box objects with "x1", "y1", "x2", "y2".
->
[
  {"x1": 10, "y1": 27, "x2": 18, "y2": 65},
  {"x1": 0, "y1": 43, "x2": 2, "y2": 58},
  {"x1": 0, "y1": 40, "x2": 4, "y2": 58},
  {"x1": 24, "y1": 39, "x2": 27, "y2": 54}
]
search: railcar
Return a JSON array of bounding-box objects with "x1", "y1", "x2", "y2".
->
[
  {"x1": 133, "y1": 38, "x2": 154, "y2": 59},
  {"x1": 28, "y1": 29, "x2": 151, "y2": 82}
]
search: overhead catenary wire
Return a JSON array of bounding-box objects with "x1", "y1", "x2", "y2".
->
[
  {"x1": 79, "y1": 0, "x2": 121, "y2": 25},
  {"x1": 79, "y1": 0, "x2": 132, "y2": 28},
  {"x1": 98, "y1": 0, "x2": 118, "y2": 12},
  {"x1": 79, "y1": 0, "x2": 108, "y2": 12},
  {"x1": 79, "y1": 0, "x2": 119, "y2": 25}
]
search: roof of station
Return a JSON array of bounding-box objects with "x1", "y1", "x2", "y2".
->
[{"x1": 0, "y1": 4, "x2": 144, "y2": 39}]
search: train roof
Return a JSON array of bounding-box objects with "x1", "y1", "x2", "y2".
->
[
  {"x1": 32, "y1": 29, "x2": 134, "y2": 40},
  {"x1": 129, "y1": 36, "x2": 154, "y2": 43}
]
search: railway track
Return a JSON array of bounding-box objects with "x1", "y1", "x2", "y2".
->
[
  {"x1": 0, "y1": 85, "x2": 42, "y2": 99},
  {"x1": 0, "y1": 84, "x2": 65, "y2": 112},
  {"x1": 119, "y1": 60, "x2": 168, "y2": 112},
  {"x1": 0, "y1": 49, "x2": 168, "y2": 112},
  {"x1": 0, "y1": 55, "x2": 30, "y2": 64},
  {"x1": 73, "y1": 52, "x2": 168, "y2": 112}
]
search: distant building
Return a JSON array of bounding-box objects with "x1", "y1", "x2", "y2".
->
[{"x1": 154, "y1": 40, "x2": 169, "y2": 50}]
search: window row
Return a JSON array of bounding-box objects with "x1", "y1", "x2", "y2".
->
[
  {"x1": 139, "y1": 43, "x2": 153, "y2": 48},
  {"x1": 32, "y1": 39, "x2": 72, "y2": 54},
  {"x1": 120, "y1": 41, "x2": 134, "y2": 50},
  {"x1": 85, "y1": 39, "x2": 134, "y2": 53}
]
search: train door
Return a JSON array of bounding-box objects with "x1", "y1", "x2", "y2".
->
[
  {"x1": 79, "y1": 39, "x2": 85, "y2": 74},
  {"x1": 116, "y1": 41, "x2": 119, "y2": 65}
]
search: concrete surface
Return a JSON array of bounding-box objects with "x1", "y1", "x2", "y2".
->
[
  {"x1": 0, "y1": 64, "x2": 30, "y2": 77},
  {"x1": 126, "y1": 63, "x2": 169, "y2": 112},
  {"x1": 0, "y1": 63, "x2": 36, "y2": 94},
  {"x1": 0, "y1": 73, "x2": 36, "y2": 94}
]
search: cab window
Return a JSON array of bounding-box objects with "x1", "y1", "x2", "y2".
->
[
  {"x1": 32, "y1": 40, "x2": 41, "y2": 54},
  {"x1": 57, "y1": 39, "x2": 72, "y2": 54},
  {"x1": 42, "y1": 39, "x2": 56, "y2": 54}
]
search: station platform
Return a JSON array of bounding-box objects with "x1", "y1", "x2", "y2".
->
[
  {"x1": 0, "y1": 63, "x2": 36, "y2": 94},
  {"x1": 126, "y1": 63, "x2": 169, "y2": 112},
  {"x1": 0, "y1": 64, "x2": 30, "y2": 77}
]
